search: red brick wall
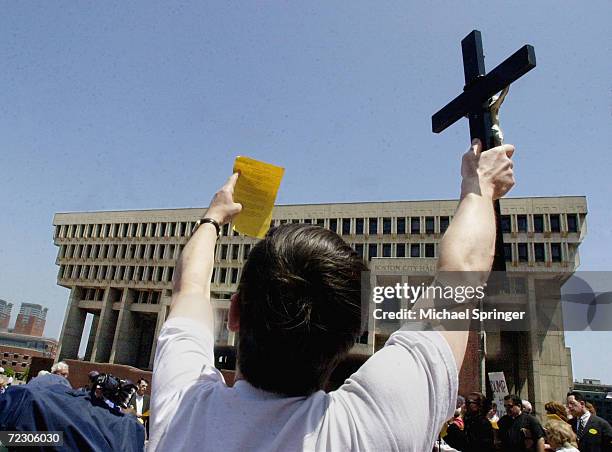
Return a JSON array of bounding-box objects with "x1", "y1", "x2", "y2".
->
[{"x1": 0, "y1": 345, "x2": 47, "y2": 374}]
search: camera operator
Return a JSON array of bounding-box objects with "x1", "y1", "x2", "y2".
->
[{"x1": 0, "y1": 372, "x2": 145, "y2": 451}]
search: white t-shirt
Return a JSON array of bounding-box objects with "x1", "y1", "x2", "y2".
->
[
  {"x1": 135, "y1": 394, "x2": 144, "y2": 416},
  {"x1": 149, "y1": 317, "x2": 457, "y2": 452}
]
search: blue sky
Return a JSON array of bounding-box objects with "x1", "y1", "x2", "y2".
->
[{"x1": 1, "y1": 2, "x2": 610, "y2": 382}]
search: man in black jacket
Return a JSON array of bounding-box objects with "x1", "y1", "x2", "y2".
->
[
  {"x1": 567, "y1": 391, "x2": 612, "y2": 452},
  {"x1": 128, "y1": 378, "x2": 150, "y2": 438},
  {"x1": 498, "y1": 394, "x2": 545, "y2": 452}
]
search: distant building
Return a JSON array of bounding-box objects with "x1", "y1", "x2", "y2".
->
[
  {"x1": 0, "y1": 331, "x2": 58, "y2": 376},
  {"x1": 14, "y1": 303, "x2": 48, "y2": 337},
  {"x1": 573, "y1": 379, "x2": 612, "y2": 423},
  {"x1": 0, "y1": 299, "x2": 12, "y2": 332}
]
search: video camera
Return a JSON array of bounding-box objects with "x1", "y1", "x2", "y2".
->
[{"x1": 90, "y1": 373, "x2": 137, "y2": 409}]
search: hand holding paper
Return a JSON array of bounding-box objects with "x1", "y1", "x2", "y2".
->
[{"x1": 232, "y1": 156, "x2": 284, "y2": 238}]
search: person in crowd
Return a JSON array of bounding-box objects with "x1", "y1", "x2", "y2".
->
[
  {"x1": 566, "y1": 391, "x2": 612, "y2": 452},
  {"x1": 37, "y1": 370, "x2": 50, "y2": 377},
  {"x1": 545, "y1": 401, "x2": 570, "y2": 424},
  {"x1": 445, "y1": 392, "x2": 495, "y2": 452},
  {"x1": 51, "y1": 361, "x2": 70, "y2": 379},
  {"x1": 463, "y1": 392, "x2": 495, "y2": 452},
  {"x1": 498, "y1": 394, "x2": 545, "y2": 452},
  {"x1": 443, "y1": 395, "x2": 466, "y2": 450},
  {"x1": 585, "y1": 402, "x2": 597, "y2": 416},
  {"x1": 545, "y1": 419, "x2": 580, "y2": 452},
  {"x1": 0, "y1": 375, "x2": 7, "y2": 394},
  {"x1": 488, "y1": 402, "x2": 500, "y2": 423},
  {"x1": 523, "y1": 400, "x2": 533, "y2": 415},
  {"x1": 149, "y1": 139, "x2": 516, "y2": 450},
  {"x1": 1, "y1": 372, "x2": 144, "y2": 450},
  {"x1": 128, "y1": 378, "x2": 151, "y2": 438}
]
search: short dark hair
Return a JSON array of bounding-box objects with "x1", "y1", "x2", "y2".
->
[
  {"x1": 137, "y1": 378, "x2": 149, "y2": 385},
  {"x1": 236, "y1": 224, "x2": 367, "y2": 396},
  {"x1": 504, "y1": 394, "x2": 522, "y2": 407},
  {"x1": 467, "y1": 392, "x2": 491, "y2": 417},
  {"x1": 567, "y1": 391, "x2": 585, "y2": 403}
]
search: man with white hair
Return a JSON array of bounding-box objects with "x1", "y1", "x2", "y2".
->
[
  {"x1": 51, "y1": 361, "x2": 69, "y2": 379},
  {"x1": 0, "y1": 375, "x2": 7, "y2": 394},
  {"x1": 522, "y1": 400, "x2": 533, "y2": 415}
]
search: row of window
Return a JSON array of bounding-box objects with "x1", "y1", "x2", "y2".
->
[
  {"x1": 61, "y1": 263, "x2": 244, "y2": 286},
  {"x1": 135, "y1": 290, "x2": 161, "y2": 305},
  {"x1": 78, "y1": 288, "x2": 162, "y2": 305},
  {"x1": 355, "y1": 243, "x2": 437, "y2": 260},
  {"x1": 500, "y1": 213, "x2": 580, "y2": 234},
  {"x1": 55, "y1": 213, "x2": 581, "y2": 245},
  {"x1": 3, "y1": 352, "x2": 28, "y2": 359},
  {"x1": 60, "y1": 264, "x2": 175, "y2": 283},
  {"x1": 213, "y1": 267, "x2": 241, "y2": 285},
  {"x1": 55, "y1": 215, "x2": 453, "y2": 241},
  {"x1": 503, "y1": 242, "x2": 567, "y2": 263},
  {"x1": 357, "y1": 241, "x2": 568, "y2": 263},
  {"x1": 218, "y1": 244, "x2": 251, "y2": 261},
  {"x1": 272, "y1": 216, "x2": 451, "y2": 236},
  {"x1": 59, "y1": 243, "x2": 182, "y2": 261},
  {"x1": 55, "y1": 221, "x2": 196, "y2": 240},
  {"x1": 60, "y1": 240, "x2": 444, "y2": 264},
  {"x1": 0, "y1": 360, "x2": 28, "y2": 367},
  {"x1": 59, "y1": 242, "x2": 255, "y2": 263}
]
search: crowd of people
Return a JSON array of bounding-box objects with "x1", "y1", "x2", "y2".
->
[
  {"x1": 1, "y1": 358, "x2": 611, "y2": 451},
  {"x1": 0, "y1": 361, "x2": 148, "y2": 450},
  {"x1": 438, "y1": 391, "x2": 612, "y2": 452}
]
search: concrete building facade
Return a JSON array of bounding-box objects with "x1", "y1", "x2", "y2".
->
[
  {"x1": 53, "y1": 196, "x2": 587, "y2": 411},
  {"x1": 0, "y1": 299, "x2": 12, "y2": 332},
  {"x1": 14, "y1": 303, "x2": 48, "y2": 337}
]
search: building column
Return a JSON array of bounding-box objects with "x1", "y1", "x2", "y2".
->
[
  {"x1": 56, "y1": 287, "x2": 86, "y2": 361},
  {"x1": 366, "y1": 270, "x2": 377, "y2": 354},
  {"x1": 109, "y1": 288, "x2": 135, "y2": 365},
  {"x1": 525, "y1": 276, "x2": 542, "y2": 412},
  {"x1": 148, "y1": 302, "x2": 169, "y2": 369},
  {"x1": 91, "y1": 287, "x2": 117, "y2": 363}
]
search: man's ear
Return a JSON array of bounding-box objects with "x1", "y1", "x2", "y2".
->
[{"x1": 228, "y1": 292, "x2": 240, "y2": 332}]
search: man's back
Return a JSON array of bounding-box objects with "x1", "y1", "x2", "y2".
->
[
  {"x1": 149, "y1": 317, "x2": 457, "y2": 451},
  {"x1": 150, "y1": 142, "x2": 516, "y2": 451}
]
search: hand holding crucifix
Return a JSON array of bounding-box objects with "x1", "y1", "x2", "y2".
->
[{"x1": 432, "y1": 30, "x2": 536, "y2": 271}]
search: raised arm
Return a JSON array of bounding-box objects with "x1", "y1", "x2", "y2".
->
[
  {"x1": 436, "y1": 139, "x2": 515, "y2": 367},
  {"x1": 168, "y1": 173, "x2": 242, "y2": 328}
]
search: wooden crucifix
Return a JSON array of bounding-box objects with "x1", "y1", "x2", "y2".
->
[{"x1": 432, "y1": 30, "x2": 536, "y2": 271}]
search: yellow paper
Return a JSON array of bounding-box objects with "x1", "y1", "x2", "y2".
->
[{"x1": 232, "y1": 156, "x2": 284, "y2": 238}]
